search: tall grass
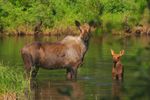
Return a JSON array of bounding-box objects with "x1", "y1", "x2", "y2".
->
[{"x1": 0, "y1": 63, "x2": 27, "y2": 94}]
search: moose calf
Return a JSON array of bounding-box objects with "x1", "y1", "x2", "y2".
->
[
  {"x1": 111, "y1": 49, "x2": 125, "y2": 80},
  {"x1": 21, "y1": 20, "x2": 91, "y2": 80}
]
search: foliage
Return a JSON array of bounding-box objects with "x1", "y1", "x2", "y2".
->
[
  {"x1": 129, "y1": 43, "x2": 150, "y2": 99},
  {"x1": 0, "y1": 63, "x2": 27, "y2": 94},
  {"x1": 0, "y1": 0, "x2": 149, "y2": 35}
]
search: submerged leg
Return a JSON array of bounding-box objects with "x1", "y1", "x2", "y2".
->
[
  {"x1": 71, "y1": 67, "x2": 78, "y2": 79},
  {"x1": 66, "y1": 68, "x2": 77, "y2": 80},
  {"x1": 31, "y1": 66, "x2": 39, "y2": 78},
  {"x1": 66, "y1": 68, "x2": 72, "y2": 80},
  {"x1": 118, "y1": 74, "x2": 122, "y2": 80},
  {"x1": 66, "y1": 61, "x2": 81, "y2": 80},
  {"x1": 71, "y1": 61, "x2": 81, "y2": 79},
  {"x1": 21, "y1": 53, "x2": 33, "y2": 79},
  {"x1": 112, "y1": 72, "x2": 116, "y2": 80}
]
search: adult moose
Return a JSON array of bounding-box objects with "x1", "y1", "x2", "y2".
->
[{"x1": 21, "y1": 20, "x2": 91, "y2": 80}]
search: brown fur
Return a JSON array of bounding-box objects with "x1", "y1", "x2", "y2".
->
[
  {"x1": 111, "y1": 49, "x2": 124, "y2": 80},
  {"x1": 21, "y1": 21, "x2": 91, "y2": 80}
]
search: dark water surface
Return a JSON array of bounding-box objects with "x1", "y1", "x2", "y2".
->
[{"x1": 0, "y1": 35, "x2": 150, "y2": 100}]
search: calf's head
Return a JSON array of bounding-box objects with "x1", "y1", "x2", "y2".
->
[{"x1": 111, "y1": 49, "x2": 124, "y2": 63}]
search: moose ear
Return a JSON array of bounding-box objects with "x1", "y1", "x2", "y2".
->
[
  {"x1": 111, "y1": 49, "x2": 115, "y2": 55},
  {"x1": 119, "y1": 50, "x2": 125, "y2": 56},
  {"x1": 75, "y1": 20, "x2": 81, "y2": 27},
  {"x1": 75, "y1": 20, "x2": 82, "y2": 33}
]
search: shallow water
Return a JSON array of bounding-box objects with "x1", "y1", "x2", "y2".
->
[{"x1": 0, "y1": 35, "x2": 150, "y2": 100}]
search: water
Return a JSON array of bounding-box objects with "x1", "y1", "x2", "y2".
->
[{"x1": 0, "y1": 35, "x2": 150, "y2": 100}]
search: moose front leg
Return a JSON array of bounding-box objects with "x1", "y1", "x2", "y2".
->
[
  {"x1": 66, "y1": 67, "x2": 78, "y2": 80},
  {"x1": 71, "y1": 67, "x2": 78, "y2": 80},
  {"x1": 66, "y1": 61, "x2": 81, "y2": 80},
  {"x1": 66, "y1": 68, "x2": 72, "y2": 80}
]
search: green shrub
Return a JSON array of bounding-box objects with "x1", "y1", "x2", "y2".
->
[
  {"x1": 0, "y1": 63, "x2": 27, "y2": 94},
  {"x1": 0, "y1": 0, "x2": 149, "y2": 35}
]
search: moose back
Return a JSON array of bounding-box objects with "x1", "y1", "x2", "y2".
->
[{"x1": 21, "y1": 21, "x2": 91, "y2": 80}]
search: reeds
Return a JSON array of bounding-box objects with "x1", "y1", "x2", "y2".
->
[{"x1": 0, "y1": 63, "x2": 27, "y2": 95}]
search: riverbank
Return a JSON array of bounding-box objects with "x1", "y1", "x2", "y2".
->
[
  {"x1": 1, "y1": 25, "x2": 81, "y2": 36},
  {"x1": 0, "y1": 0, "x2": 149, "y2": 36}
]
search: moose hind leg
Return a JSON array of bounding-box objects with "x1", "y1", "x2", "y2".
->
[
  {"x1": 31, "y1": 66, "x2": 39, "y2": 78},
  {"x1": 21, "y1": 53, "x2": 33, "y2": 79}
]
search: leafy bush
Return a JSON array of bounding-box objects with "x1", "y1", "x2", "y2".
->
[
  {"x1": 0, "y1": 0, "x2": 149, "y2": 35},
  {"x1": 0, "y1": 63, "x2": 27, "y2": 94}
]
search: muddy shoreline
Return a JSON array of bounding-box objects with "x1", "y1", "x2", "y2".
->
[{"x1": 0, "y1": 24, "x2": 150, "y2": 37}]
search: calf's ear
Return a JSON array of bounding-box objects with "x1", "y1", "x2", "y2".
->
[
  {"x1": 111, "y1": 49, "x2": 115, "y2": 56},
  {"x1": 119, "y1": 50, "x2": 125, "y2": 56}
]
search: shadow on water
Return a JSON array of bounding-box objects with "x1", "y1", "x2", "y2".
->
[{"x1": 1, "y1": 35, "x2": 150, "y2": 99}]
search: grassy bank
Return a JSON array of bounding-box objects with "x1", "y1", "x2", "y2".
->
[
  {"x1": 0, "y1": 0, "x2": 150, "y2": 36},
  {"x1": 0, "y1": 63, "x2": 27, "y2": 96}
]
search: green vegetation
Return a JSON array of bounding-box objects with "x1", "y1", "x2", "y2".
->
[
  {"x1": 127, "y1": 43, "x2": 150, "y2": 99},
  {"x1": 0, "y1": 63, "x2": 27, "y2": 94},
  {"x1": 0, "y1": 0, "x2": 149, "y2": 35}
]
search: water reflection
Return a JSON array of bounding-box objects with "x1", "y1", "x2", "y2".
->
[
  {"x1": 111, "y1": 80, "x2": 124, "y2": 100},
  {"x1": 34, "y1": 35, "x2": 43, "y2": 41},
  {"x1": 1, "y1": 35, "x2": 150, "y2": 99},
  {"x1": 0, "y1": 36, "x2": 4, "y2": 41},
  {"x1": 27, "y1": 80, "x2": 84, "y2": 100}
]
